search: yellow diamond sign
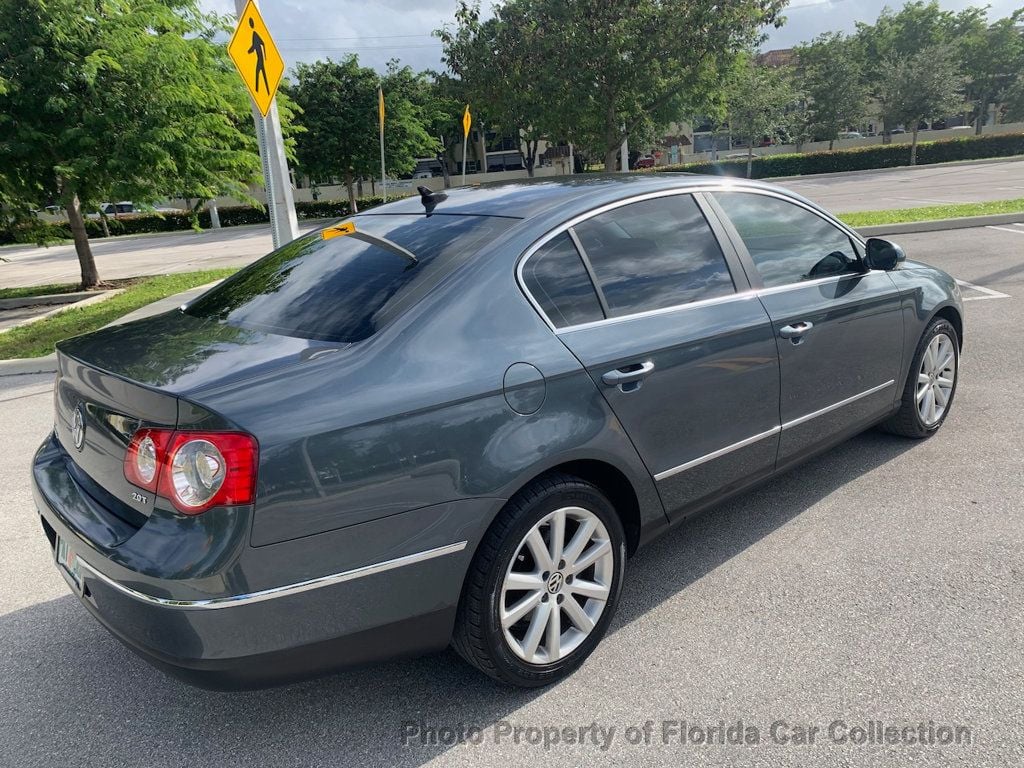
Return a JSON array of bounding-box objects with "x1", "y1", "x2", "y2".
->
[{"x1": 228, "y1": 0, "x2": 285, "y2": 116}]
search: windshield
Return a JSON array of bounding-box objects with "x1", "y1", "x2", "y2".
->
[{"x1": 184, "y1": 214, "x2": 516, "y2": 343}]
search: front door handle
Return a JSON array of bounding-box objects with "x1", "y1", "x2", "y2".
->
[
  {"x1": 779, "y1": 321, "x2": 814, "y2": 340},
  {"x1": 601, "y1": 361, "x2": 655, "y2": 387}
]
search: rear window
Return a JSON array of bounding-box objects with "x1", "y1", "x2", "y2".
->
[{"x1": 185, "y1": 214, "x2": 516, "y2": 343}]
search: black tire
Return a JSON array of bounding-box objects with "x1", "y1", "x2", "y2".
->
[
  {"x1": 881, "y1": 317, "x2": 960, "y2": 438},
  {"x1": 452, "y1": 472, "x2": 626, "y2": 687}
]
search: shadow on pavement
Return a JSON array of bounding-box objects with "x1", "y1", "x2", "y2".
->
[{"x1": 0, "y1": 430, "x2": 915, "y2": 767}]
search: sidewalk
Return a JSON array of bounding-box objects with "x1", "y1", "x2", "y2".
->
[{"x1": 0, "y1": 281, "x2": 220, "y2": 377}]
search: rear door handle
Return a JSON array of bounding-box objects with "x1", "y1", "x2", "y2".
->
[
  {"x1": 601, "y1": 361, "x2": 655, "y2": 387},
  {"x1": 779, "y1": 321, "x2": 814, "y2": 339}
]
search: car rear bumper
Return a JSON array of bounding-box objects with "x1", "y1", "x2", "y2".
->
[{"x1": 32, "y1": 432, "x2": 483, "y2": 689}]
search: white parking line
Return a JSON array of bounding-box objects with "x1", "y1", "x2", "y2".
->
[
  {"x1": 956, "y1": 279, "x2": 1011, "y2": 302},
  {"x1": 986, "y1": 225, "x2": 1024, "y2": 235}
]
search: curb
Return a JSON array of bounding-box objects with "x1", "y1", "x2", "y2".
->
[
  {"x1": 857, "y1": 211, "x2": 1024, "y2": 237},
  {"x1": 0, "y1": 291, "x2": 101, "y2": 310},
  {"x1": 0, "y1": 354, "x2": 57, "y2": 376},
  {"x1": 0, "y1": 290, "x2": 122, "y2": 335}
]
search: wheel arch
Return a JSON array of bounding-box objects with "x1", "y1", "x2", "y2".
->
[{"x1": 932, "y1": 304, "x2": 963, "y2": 349}]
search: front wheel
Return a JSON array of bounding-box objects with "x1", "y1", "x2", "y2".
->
[
  {"x1": 881, "y1": 317, "x2": 960, "y2": 438},
  {"x1": 452, "y1": 473, "x2": 626, "y2": 687}
]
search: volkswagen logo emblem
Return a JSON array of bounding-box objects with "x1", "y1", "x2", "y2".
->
[
  {"x1": 546, "y1": 571, "x2": 564, "y2": 594},
  {"x1": 71, "y1": 406, "x2": 86, "y2": 451}
]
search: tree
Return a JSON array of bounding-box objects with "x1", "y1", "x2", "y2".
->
[
  {"x1": 0, "y1": 0, "x2": 264, "y2": 287},
  {"x1": 438, "y1": 2, "x2": 561, "y2": 177},
  {"x1": 962, "y1": 13, "x2": 1024, "y2": 133},
  {"x1": 417, "y1": 74, "x2": 468, "y2": 188},
  {"x1": 854, "y1": 1, "x2": 982, "y2": 140},
  {"x1": 727, "y1": 58, "x2": 797, "y2": 177},
  {"x1": 876, "y1": 44, "x2": 964, "y2": 165},
  {"x1": 289, "y1": 57, "x2": 437, "y2": 210},
  {"x1": 795, "y1": 33, "x2": 867, "y2": 149},
  {"x1": 440, "y1": 0, "x2": 785, "y2": 172}
]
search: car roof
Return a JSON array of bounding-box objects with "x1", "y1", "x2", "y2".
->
[{"x1": 356, "y1": 173, "x2": 816, "y2": 222}]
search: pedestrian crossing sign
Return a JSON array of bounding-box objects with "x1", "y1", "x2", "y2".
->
[{"x1": 228, "y1": 0, "x2": 285, "y2": 116}]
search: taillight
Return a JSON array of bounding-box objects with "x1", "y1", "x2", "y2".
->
[{"x1": 123, "y1": 429, "x2": 257, "y2": 515}]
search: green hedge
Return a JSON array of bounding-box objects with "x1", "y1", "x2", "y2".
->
[
  {"x1": 0, "y1": 197, "x2": 386, "y2": 245},
  {"x1": 650, "y1": 132, "x2": 1024, "y2": 179}
]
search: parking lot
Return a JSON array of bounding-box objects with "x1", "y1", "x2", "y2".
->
[{"x1": 0, "y1": 224, "x2": 1022, "y2": 767}]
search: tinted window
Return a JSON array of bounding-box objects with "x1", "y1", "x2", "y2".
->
[
  {"x1": 522, "y1": 233, "x2": 604, "y2": 327},
  {"x1": 714, "y1": 192, "x2": 861, "y2": 288},
  {"x1": 573, "y1": 195, "x2": 734, "y2": 316},
  {"x1": 185, "y1": 214, "x2": 515, "y2": 343}
]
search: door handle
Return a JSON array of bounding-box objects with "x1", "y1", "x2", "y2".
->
[
  {"x1": 779, "y1": 321, "x2": 814, "y2": 339},
  {"x1": 601, "y1": 361, "x2": 655, "y2": 387}
]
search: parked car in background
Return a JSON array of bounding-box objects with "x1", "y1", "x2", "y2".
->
[
  {"x1": 838, "y1": 131, "x2": 863, "y2": 140},
  {"x1": 633, "y1": 156, "x2": 656, "y2": 169},
  {"x1": 33, "y1": 176, "x2": 964, "y2": 690}
]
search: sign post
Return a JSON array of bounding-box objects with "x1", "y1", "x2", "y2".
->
[
  {"x1": 461, "y1": 105, "x2": 472, "y2": 186},
  {"x1": 228, "y1": 0, "x2": 298, "y2": 249},
  {"x1": 378, "y1": 84, "x2": 387, "y2": 203}
]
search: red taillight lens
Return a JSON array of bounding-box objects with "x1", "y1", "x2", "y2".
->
[
  {"x1": 124, "y1": 428, "x2": 174, "y2": 492},
  {"x1": 123, "y1": 429, "x2": 257, "y2": 515}
]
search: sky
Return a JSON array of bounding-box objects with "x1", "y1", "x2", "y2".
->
[{"x1": 203, "y1": 0, "x2": 1023, "y2": 76}]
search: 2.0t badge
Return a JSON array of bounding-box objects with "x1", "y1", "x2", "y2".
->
[{"x1": 71, "y1": 405, "x2": 86, "y2": 451}]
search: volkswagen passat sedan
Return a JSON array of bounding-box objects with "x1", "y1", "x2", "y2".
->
[{"x1": 33, "y1": 176, "x2": 963, "y2": 689}]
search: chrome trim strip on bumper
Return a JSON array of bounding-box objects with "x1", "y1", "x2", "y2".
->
[
  {"x1": 780, "y1": 380, "x2": 895, "y2": 431},
  {"x1": 654, "y1": 426, "x2": 781, "y2": 481},
  {"x1": 653, "y1": 380, "x2": 896, "y2": 483},
  {"x1": 76, "y1": 541, "x2": 468, "y2": 611}
]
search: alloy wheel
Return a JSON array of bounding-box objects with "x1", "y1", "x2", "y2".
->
[
  {"x1": 917, "y1": 332, "x2": 956, "y2": 427},
  {"x1": 500, "y1": 506, "x2": 615, "y2": 665}
]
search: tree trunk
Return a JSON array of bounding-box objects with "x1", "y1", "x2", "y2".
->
[
  {"x1": 437, "y1": 150, "x2": 451, "y2": 189},
  {"x1": 344, "y1": 171, "x2": 358, "y2": 214},
  {"x1": 99, "y1": 214, "x2": 110, "y2": 238},
  {"x1": 910, "y1": 127, "x2": 919, "y2": 166},
  {"x1": 604, "y1": 145, "x2": 619, "y2": 172},
  {"x1": 522, "y1": 138, "x2": 538, "y2": 178},
  {"x1": 829, "y1": 139, "x2": 835, "y2": 151},
  {"x1": 746, "y1": 145, "x2": 753, "y2": 179},
  {"x1": 63, "y1": 188, "x2": 100, "y2": 288}
]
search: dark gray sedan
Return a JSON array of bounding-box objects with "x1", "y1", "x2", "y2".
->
[{"x1": 32, "y1": 176, "x2": 963, "y2": 689}]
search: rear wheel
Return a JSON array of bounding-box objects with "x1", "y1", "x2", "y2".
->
[
  {"x1": 881, "y1": 317, "x2": 959, "y2": 438},
  {"x1": 452, "y1": 473, "x2": 626, "y2": 687}
]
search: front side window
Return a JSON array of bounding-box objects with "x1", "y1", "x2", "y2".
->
[
  {"x1": 572, "y1": 194, "x2": 735, "y2": 317},
  {"x1": 714, "y1": 192, "x2": 862, "y2": 288},
  {"x1": 521, "y1": 233, "x2": 604, "y2": 328},
  {"x1": 186, "y1": 214, "x2": 515, "y2": 343}
]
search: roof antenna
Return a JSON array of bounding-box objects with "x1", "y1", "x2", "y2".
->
[{"x1": 418, "y1": 185, "x2": 448, "y2": 216}]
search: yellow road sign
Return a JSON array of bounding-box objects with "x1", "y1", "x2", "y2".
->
[
  {"x1": 462, "y1": 105, "x2": 472, "y2": 138},
  {"x1": 322, "y1": 222, "x2": 356, "y2": 240},
  {"x1": 228, "y1": 0, "x2": 284, "y2": 116}
]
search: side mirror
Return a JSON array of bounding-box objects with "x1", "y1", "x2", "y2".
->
[{"x1": 864, "y1": 238, "x2": 906, "y2": 271}]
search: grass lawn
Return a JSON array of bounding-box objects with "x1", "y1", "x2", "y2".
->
[
  {"x1": 838, "y1": 198, "x2": 1024, "y2": 228},
  {"x1": 0, "y1": 268, "x2": 236, "y2": 360}
]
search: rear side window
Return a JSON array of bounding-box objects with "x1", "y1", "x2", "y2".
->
[
  {"x1": 573, "y1": 194, "x2": 735, "y2": 316},
  {"x1": 521, "y1": 233, "x2": 604, "y2": 327},
  {"x1": 185, "y1": 214, "x2": 515, "y2": 343},
  {"x1": 713, "y1": 192, "x2": 861, "y2": 288}
]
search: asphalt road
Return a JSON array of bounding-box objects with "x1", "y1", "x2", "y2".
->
[
  {"x1": 1, "y1": 159, "x2": 1022, "y2": 288},
  {"x1": 1, "y1": 225, "x2": 1022, "y2": 767}
]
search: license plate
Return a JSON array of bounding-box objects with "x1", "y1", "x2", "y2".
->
[{"x1": 55, "y1": 536, "x2": 83, "y2": 592}]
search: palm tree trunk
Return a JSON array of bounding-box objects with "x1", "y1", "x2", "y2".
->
[
  {"x1": 746, "y1": 145, "x2": 753, "y2": 178},
  {"x1": 910, "y1": 127, "x2": 919, "y2": 166}
]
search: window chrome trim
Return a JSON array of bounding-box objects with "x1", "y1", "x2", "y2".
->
[
  {"x1": 780, "y1": 379, "x2": 895, "y2": 430},
  {"x1": 75, "y1": 541, "x2": 467, "y2": 611},
  {"x1": 653, "y1": 380, "x2": 895, "y2": 483},
  {"x1": 653, "y1": 426, "x2": 781, "y2": 481},
  {"x1": 515, "y1": 182, "x2": 867, "y2": 334}
]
